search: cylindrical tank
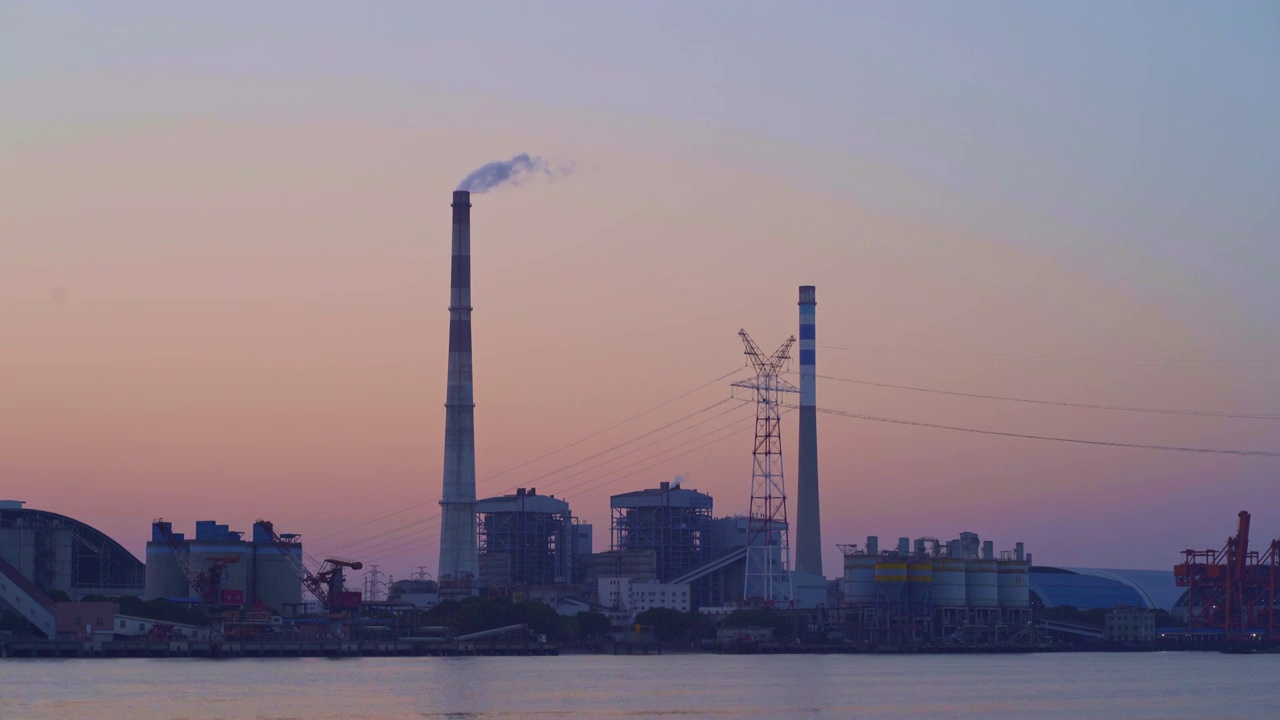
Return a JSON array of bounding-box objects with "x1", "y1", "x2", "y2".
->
[
  {"x1": 997, "y1": 560, "x2": 1030, "y2": 608},
  {"x1": 966, "y1": 559, "x2": 999, "y2": 608},
  {"x1": 144, "y1": 543, "x2": 189, "y2": 600},
  {"x1": 931, "y1": 558, "x2": 967, "y2": 608},
  {"x1": 875, "y1": 562, "x2": 908, "y2": 608},
  {"x1": 843, "y1": 555, "x2": 877, "y2": 605},
  {"x1": 908, "y1": 563, "x2": 933, "y2": 608}
]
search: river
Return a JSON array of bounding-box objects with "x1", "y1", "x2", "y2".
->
[{"x1": 1, "y1": 652, "x2": 1277, "y2": 719}]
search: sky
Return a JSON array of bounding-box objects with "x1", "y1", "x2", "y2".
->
[{"x1": 2, "y1": 2, "x2": 1278, "y2": 582}]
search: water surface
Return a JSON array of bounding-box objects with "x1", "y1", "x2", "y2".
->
[{"x1": 1, "y1": 653, "x2": 1276, "y2": 719}]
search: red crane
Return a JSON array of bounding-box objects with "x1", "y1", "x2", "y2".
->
[
  {"x1": 1175, "y1": 511, "x2": 1280, "y2": 642},
  {"x1": 255, "y1": 520, "x2": 363, "y2": 612}
]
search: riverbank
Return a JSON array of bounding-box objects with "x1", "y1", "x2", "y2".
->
[{"x1": 1, "y1": 638, "x2": 557, "y2": 659}]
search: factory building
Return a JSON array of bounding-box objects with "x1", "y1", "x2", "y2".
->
[
  {"x1": 145, "y1": 519, "x2": 302, "y2": 611},
  {"x1": 475, "y1": 488, "x2": 588, "y2": 587},
  {"x1": 610, "y1": 481, "x2": 713, "y2": 582},
  {"x1": 0, "y1": 500, "x2": 144, "y2": 600},
  {"x1": 838, "y1": 532, "x2": 1033, "y2": 647}
]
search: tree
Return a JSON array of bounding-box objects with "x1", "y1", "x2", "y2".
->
[
  {"x1": 576, "y1": 611, "x2": 612, "y2": 638},
  {"x1": 634, "y1": 607, "x2": 690, "y2": 642}
]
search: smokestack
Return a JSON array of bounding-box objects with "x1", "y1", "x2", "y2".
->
[
  {"x1": 794, "y1": 285, "x2": 823, "y2": 576},
  {"x1": 437, "y1": 190, "x2": 479, "y2": 580}
]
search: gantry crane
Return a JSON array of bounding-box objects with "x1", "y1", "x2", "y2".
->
[
  {"x1": 1175, "y1": 511, "x2": 1280, "y2": 642},
  {"x1": 255, "y1": 520, "x2": 364, "y2": 612}
]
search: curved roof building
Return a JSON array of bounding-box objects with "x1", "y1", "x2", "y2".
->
[
  {"x1": 1029, "y1": 566, "x2": 1186, "y2": 613},
  {"x1": 0, "y1": 500, "x2": 145, "y2": 598}
]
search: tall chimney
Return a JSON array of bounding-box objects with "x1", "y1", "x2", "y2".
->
[
  {"x1": 437, "y1": 190, "x2": 478, "y2": 580},
  {"x1": 794, "y1": 285, "x2": 823, "y2": 576}
]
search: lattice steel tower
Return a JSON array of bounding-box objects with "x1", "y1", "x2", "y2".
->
[{"x1": 732, "y1": 330, "x2": 797, "y2": 606}]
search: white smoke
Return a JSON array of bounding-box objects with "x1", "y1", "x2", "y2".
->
[
  {"x1": 671, "y1": 474, "x2": 686, "y2": 489},
  {"x1": 456, "y1": 153, "x2": 574, "y2": 193}
]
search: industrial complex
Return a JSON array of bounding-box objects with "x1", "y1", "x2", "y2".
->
[{"x1": 2, "y1": 189, "x2": 1273, "y2": 657}]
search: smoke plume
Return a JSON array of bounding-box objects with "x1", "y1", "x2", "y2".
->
[{"x1": 456, "y1": 153, "x2": 573, "y2": 193}]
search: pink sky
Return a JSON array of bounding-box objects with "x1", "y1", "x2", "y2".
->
[{"x1": 2, "y1": 4, "x2": 1277, "y2": 581}]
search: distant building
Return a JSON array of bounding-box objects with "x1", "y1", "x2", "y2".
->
[
  {"x1": 1105, "y1": 607, "x2": 1156, "y2": 643},
  {"x1": 0, "y1": 500, "x2": 144, "y2": 600},
  {"x1": 145, "y1": 519, "x2": 302, "y2": 611},
  {"x1": 611, "y1": 482, "x2": 713, "y2": 582},
  {"x1": 1029, "y1": 567, "x2": 1185, "y2": 615},
  {"x1": 476, "y1": 488, "x2": 585, "y2": 588},
  {"x1": 387, "y1": 579, "x2": 438, "y2": 609},
  {"x1": 598, "y1": 577, "x2": 690, "y2": 613}
]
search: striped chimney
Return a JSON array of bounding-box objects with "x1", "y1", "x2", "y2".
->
[
  {"x1": 437, "y1": 190, "x2": 479, "y2": 580},
  {"x1": 795, "y1": 285, "x2": 823, "y2": 576}
]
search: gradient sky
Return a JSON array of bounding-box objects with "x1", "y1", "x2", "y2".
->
[{"x1": 3, "y1": 2, "x2": 1278, "y2": 582}]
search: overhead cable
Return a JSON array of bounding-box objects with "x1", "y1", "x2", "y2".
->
[
  {"x1": 800, "y1": 372, "x2": 1280, "y2": 420},
  {"x1": 794, "y1": 402, "x2": 1280, "y2": 457}
]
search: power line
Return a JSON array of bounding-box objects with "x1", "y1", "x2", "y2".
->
[
  {"x1": 819, "y1": 343, "x2": 1280, "y2": 369},
  {"x1": 799, "y1": 402, "x2": 1280, "y2": 457},
  {"x1": 327, "y1": 402, "x2": 750, "y2": 558},
  {"x1": 483, "y1": 367, "x2": 746, "y2": 484},
  {"x1": 514, "y1": 399, "x2": 743, "y2": 494},
  {"x1": 359, "y1": 412, "x2": 761, "y2": 566},
  {"x1": 800, "y1": 372, "x2": 1280, "y2": 420},
  {"x1": 306, "y1": 368, "x2": 743, "y2": 544},
  {"x1": 560, "y1": 407, "x2": 759, "y2": 498}
]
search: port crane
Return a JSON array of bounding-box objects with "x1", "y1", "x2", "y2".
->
[
  {"x1": 152, "y1": 519, "x2": 241, "y2": 605},
  {"x1": 255, "y1": 520, "x2": 363, "y2": 612},
  {"x1": 1175, "y1": 511, "x2": 1280, "y2": 642}
]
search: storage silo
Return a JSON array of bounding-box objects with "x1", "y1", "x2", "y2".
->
[
  {"x1": 931, "y1": 558, "x2": 967, "y2": 608},
  {"x1": 965, "y1": 559, "x2": 999, "y2": 608},
  {"x1": 997, "y1": 560, "x2": 1030, "y2": 609},
  {"x1": 908, "y1": 562, "x2": 933, "y2": 609},
  {"x1": 144, "y1": 522, "x2": 190, "y2": 600},
  {"x1": 843, "y1": 554, "x2": 877, "y2": 605},
  {"x1": 875, "y1": 561, "x2": 908, "y2": 611}
]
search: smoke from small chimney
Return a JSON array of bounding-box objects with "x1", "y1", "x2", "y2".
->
[{"x1": 456, "y1": 153, "x2": 573, "y2": 193}]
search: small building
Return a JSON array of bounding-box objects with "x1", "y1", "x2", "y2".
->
[
  {"x1": 598, "y1": 577, "x2": 690, "y2": 613},
  {"x1": 387, "y1": 579, "x2": 438, "y2": 609},
  {"x1": 55, "y1": 601, "x2": 120, "y2": 640},
  {"x1": 1105, "y1": 607, "x2": 1156, "y2": 643}
]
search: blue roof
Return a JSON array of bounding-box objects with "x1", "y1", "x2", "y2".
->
[{"x1": 1030, "y1": 567, "x2": 1187, "y2": 612}]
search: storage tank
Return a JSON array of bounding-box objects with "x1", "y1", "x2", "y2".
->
[
  {"x1": 997, "y1": 560, "x2": 1030, "y2": 608},
  {"x1": 144, "y1": 543, "x2": 189, "y2": 600},
  {"x1": 843, "y1": 554, "x2": 877, "y2": 605},
  {"x1": 966, "y1": 559, "x2": 999, "y2": 608},
  {"x1": 908, "y1": 562, "x2": 933, "y2": 608},
  {"x1": 875, "y1": 562, "x2": 908, "y2": 609},
  {"x1": 931, "y1": 558, "x2": 967, "y2": 608}
]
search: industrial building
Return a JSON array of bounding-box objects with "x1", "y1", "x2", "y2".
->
[
  {"x1": 145, "y1": 519, "x2": 302, "y2": 612},
  {"x1": 611, "y1": 481, "x2": 713, "y2": 582},
  {"x1": 0, "y1": 500, "x2": 144, "y2": 600},
  {"x1": 838, "y1": 532, "x2": 1033, "y2": 647},
  {"x1": 1028, "y1": 567, "x2": 1183, "y2": 614},
  {"x1": 475, "y1": 487, "x2": 589, "y2": 587}
]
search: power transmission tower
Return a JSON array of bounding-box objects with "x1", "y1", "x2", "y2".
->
[
  {"x1": 732, "y1": 329, "x2": 797, "y2": 607},
  {"x1": 414, "y1": 566, "x2": 432, "y2": 581},
  {"x1": 364, "y1": 565, "x2": 385, "y2": 601}
]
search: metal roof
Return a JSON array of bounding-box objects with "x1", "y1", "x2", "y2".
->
[{"x1": 1030, "y1": 566, "x2": 1187, "y2": 612}]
